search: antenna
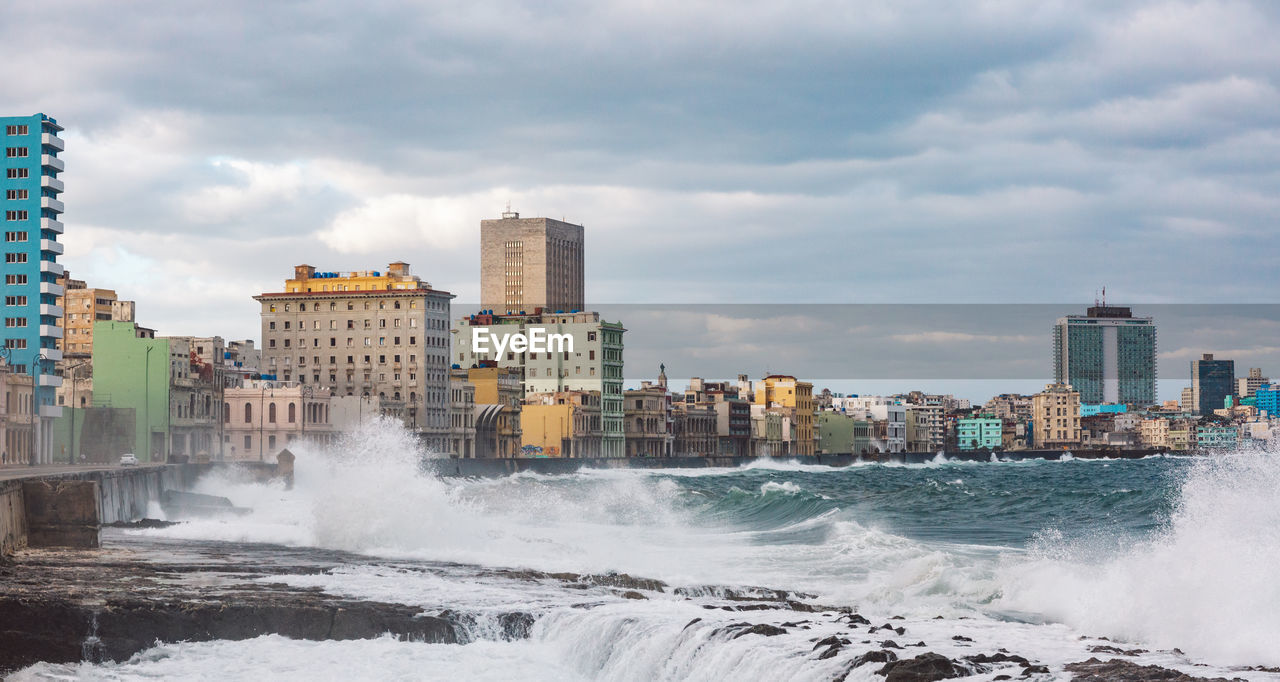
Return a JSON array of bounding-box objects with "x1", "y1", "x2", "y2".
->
[
  {"x1": 1102, "y1": 286, "x2": 1106, "y2": 308},
  {"x1": 502, "y1": 201, "x2": 518, "y2": 219}
]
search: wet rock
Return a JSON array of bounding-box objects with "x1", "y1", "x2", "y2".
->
[
  {"x1": 580, "y1": 572, "x2": 666, "y2": 593},
  {"x1": 818, "y1": 645, "x2": 843, "y2": 660},
  {"x1": 730, "y1": 623, "x2": 788, "y2": 639},
  {"x1": 881, "y1": 640, "x2": 903, "y2": 649},
  {"x1": 952, "y1": 635, "x2": 973, "y2": 642},
  {"x1": 842, "y1": 613, "x2": 871, "y2": 626},
  {"x1": 497, "y1": 612, "x2": 536, "y2": 639},
  {"x1": 1022, "y1": 665, "x2": 1050, "y2": 676},
  {"x1": 910, "y1": 642, "x2": 928, "y2": 647},
  {"x1": 850, "y1": 649, "x2": 898, "y2": 668},
  {"x1": 1089, "y1": 644, "x2": 1148, "y2": 656},
  {"x1": 683, "y1": 618, "x2": 702, "y2": 630},
  {"x1": 967, "y1": 653, "x2": 1031, "y2": 667},
  {"x1": 620, "y1": 591, "x2": 647, "y2": 600},
  {"x1": 1065, "y1": 658, "x2": 1243, "y2": 681},
  {"x1": 813, "y1": 635, "x2": 849, "y2": 650},
  {"x1": 876, "y1": 652, "x2": 968, "y2": 682},
  {"x1": 103, "y1": 519, "x2": 179, "y2": 529}
]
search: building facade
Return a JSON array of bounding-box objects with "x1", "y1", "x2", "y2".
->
[
  {"x1": 624, "y1": 382, "x2": 673, "y2": 457},
  {"x1": 455, "y1": 309, "x2": 625, "y2": 457},
  {"x1": 2, "y1": 113, "x2": 66, "y2": 463},
  {"x1": 1190, "y1": 353, "x2": 1235, "y2": 416},
  {"x1": 255, "y1": 263, "x2": 454, "y2": 452},
  {"x1": 480, "y1": 211, "x2": 585, "y2": 314},
  {"x1": 1053, "y1": 305, "x2": 1156, "y2": 406},
  {"x1": 522, "y1": 390, "x2": 602, "y2": 458},
  {"x1": 222, "y1": 380, "x2": 336, "y2": 462},
  {"x1": 754, "y1": 375, "x2": 815, "y2": 455},
  {"x1": 1032, "y1": 383, "x2": 1082, "y2": 448},
  {"x1": 956, "y1": 416, "x2": 1002, "y2": 450}
]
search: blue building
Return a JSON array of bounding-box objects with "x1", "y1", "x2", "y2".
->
[
  {"x1": 1053, "y1": 305, "x2": 1157, "y2": 406},
  {"x1": 1190, "y1": 353, "x2": 1234, "y2": 416},
  {"x1": 2, "y1": 113, "x2": 65, "y2": 463},
  {"x1": 1080, "y1": 403, "x2": 1128, "y2": 417},
  {"x1": 956, "y1": 415, "x2": 1002, "y2": 450},
  {"x1": 1255, "y1": 384, "x2": 1280, "y2": 418}
]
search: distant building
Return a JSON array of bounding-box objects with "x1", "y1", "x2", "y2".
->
[
  {"x1": 454, "y1": 309, "x2": 625, "y2": 457},
  {"x1": 673, "y1": 402, "x2": 717, "y2": 457},
  {"x1": 222, "y1": 381, "x2": 338, "y2": 462},
  {"x1": 754, "y1": 375, "x2": 815, "y2": 455},
  {"x1": 816, "y1": 411, "x2": 872, "y2": 454},
  {"x1": 680, "y1": 377, "x2": 752, "y2": 457},
  {"x1": 1190, "y1": 353, "x2": 1235, "y2": 416},
  {"x1": 905, "y1": 404, "x2": 943, "y2": 453},
  {"x1": 1032, "y1": 383, "x2": 1081, "y2": 448},
  {"x1": 956, "y1": 415, "x2": 1002, "y2": 450},
  {"x1": 833, "y1": 396, "x2": 905, "y2": 453},
  {"x1": 1237, "y1": 367, "x2": 1268, "y2": 399},
  {"x1": 0, "y1": 368, "x2": 34, "y2": 464},
  {"x1": 480, "y1": 211, "x2": 584, "y2": 314},
  {"x1": 255, "y1": 263, "x2": 454, "y2": 452},
  {"x1": 1195, "y1": 424, "x2": 1239, "y2": 451},
  {"x1": 625, "y1": 381, "x2": 672, "y2": 457},
  {"x1": 1053, "y1": 305, "x2": 1156, "y2": 406},
  {"x1": 1254, "y1": 384, "x2": 1280, "y2": 418},
  {"x1": 460, "y1": 365, "x2": 523, "y2": 458},
  {"x1": 522, "y1": 390, "x2": 601, "y2": 458}
]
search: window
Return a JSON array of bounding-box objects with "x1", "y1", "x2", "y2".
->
[
  {"x1": 288, "y1": 403, "x2": 296, "y2": 423},
  {"x1": 244, "y1": 403, "x2": 253, "y2": 423},
  {"x1": 5, "y1": 274, "x2": 27, "y2": 285},
  {"x1": 245, "y1": 435, "x2": 252, "y2": 450},
  {"x1": 5, "y1": 253, "x2": 27, "y2": 264},
  {"x1": 4, "y1": 318, "x2": 27, "y2": 327},
  {"x1": 4, "y1": 296, "x2": 27, "y2": 306},
  {"x1": 5, "y1": 125, "x2": 29, "y2": 135},
  {"x1": 3, "y1": 338, "x2": 26, "y2": 349},
  {"x1": 284, "y1": 321, "x2": 291, "y2": 330},
  {"x1": 5, "y1": 190, "x2": 28, "y2": 200},
  {"x1": 5, "y1": 147, "x2": 29, "y2": 158},
  {"x1": 5, "y1": 168, "x2": 29, "y2": 179},
  {"x1": 268, "y1": 403, "x2": 277, "y2": 423},
  {"x1": 269, "y1": 339, "x2": 276, "y2": 348},
  {"x1": 269, "y1": 321, "x2": 276, "y2": 330},
  {"x1": 4, "y1": 211, "x2": 29, "y2": 221}
]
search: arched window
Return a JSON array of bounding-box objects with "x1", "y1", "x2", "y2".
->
[
  {"x1": 244, "y1": 403, "x2": 252, "y2": 423},
  {"x1": 224, "y1": 403, "x2": 231, "y2": 423},
  {"x1": 288, "y1": 402, "x2": 296, "y2": 423},
  {"x1": 269, "y1": 402, "x2": 277, "y2": 423}
]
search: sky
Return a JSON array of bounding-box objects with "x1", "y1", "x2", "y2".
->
[{"x1": 3, "y1": 0, "x2": 1279, "y2": 401}]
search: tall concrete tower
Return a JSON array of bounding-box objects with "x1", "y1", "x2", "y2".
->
[{"x1": 480, "y1": 210, "x2": 584, "y2": 314}]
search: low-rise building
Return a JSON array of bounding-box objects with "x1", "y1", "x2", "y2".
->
[
  {"x1": 460, "y1": 365, "x2": 522, "y2": 458},
  {"x1": 1, "y1": 367, "x2": 34, "y2": 465},
  {"x1": 816, "y1": 411, "x2": 872, "y2": 454},
  {"x1": 755, "y1": 375, "x2": 815, "y2": 455},
  {"x1": 956, "y1": 415, "x2": 1002, "y2": 450},
  {"x1": 1195, "y1": 424, "x2": 1239, "y2": 451},
  {"x1": 625, "y1": 381, "x2": 672, "y2": 457},
  {"x1": 222, "y1": 380, "x2": 338, "y2": 462},
  {"x1": 522, "y1": 390, "x2": 601, "y2": 458},
  {"x1": 673, "y1": 403, "x2": 716, "y2": 457}
]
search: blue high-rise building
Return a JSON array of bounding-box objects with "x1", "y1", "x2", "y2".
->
[
  {"x1": 2, "y1": 113, "x2": 65, "y2": 463},
  {"x1": 1053, "y1": 305, "x2": 1157, "y2": 406}
]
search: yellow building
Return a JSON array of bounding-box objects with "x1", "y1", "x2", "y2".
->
[
  {"x1": 462, "y1": 365, "x2": 523, "y2": 458},
  {"x1": 285, "y1": 262, "x2": 427, "y2": 293},
  {"x1": 754, "y1": 375, "x2": 815, "y2": 455},
  {"x1": 521, "y1": 390, "x2": 602, "y2": 458},
  {"x1": 58, "y1": 285, "x2": 127, "y2": 357}
]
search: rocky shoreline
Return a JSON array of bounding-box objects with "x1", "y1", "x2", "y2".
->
[{"x1": 0, "y1": 528, "x2": 1268, "y2": 681}]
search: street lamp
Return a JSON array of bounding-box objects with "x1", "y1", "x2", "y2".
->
[
  {"x1": 300, "y1": 384, "x2": 313, "y2": 444},
  {"x1": 64, "y1": 359, "x2": 91, "y2": 464},
  {"x1": 28, "y1": 352, "x2": 52, "y2": 465}
]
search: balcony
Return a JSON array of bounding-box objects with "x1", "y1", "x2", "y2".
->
[
  {"x1": 40, "y1": 261, "x2": 64, "y2": 276},
  {"x1": 39, "y1": 324, "x2": 63, "y2": 339},
  {"x1": 40, "y1": 239, "x2": 63, "y2": 255},
  {"x1": 39, "y1": 404, "x2": 62, "y2": 419},
  {"x1": 40, "y1": 217, "x2": 63, "y2": 234},
  {"x1": 41, "y1": 133, "x2": 64, "y2": 152},
  {"x1": 38, "y1": 373, "x2": 62, "y2": 388},
  {"x1": 39, "y1": 303, "x2": 63, "y2": 317},
  {"x1": 41, "y1": 197, "x2": 64, "y2": 214},
  {"x1": 41, "y1": 348, "x2": 63, "y2": 362},
  {"x1": 39, "y1": 281, "x2": 64, "y2": 296},
  {"x1": 41, "y1": 176, "x2": 64, "y2": 193},
  {"x1": 40, "y1": 155, "x2": 64, "y2": 172}
]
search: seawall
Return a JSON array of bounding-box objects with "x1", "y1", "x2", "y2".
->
[
  {"x1": 424, "y1": 448, "x2": 1172, "y2": 477},
  {"x1": 0, "y1": 462, "x2": 278, "y2": 557}
]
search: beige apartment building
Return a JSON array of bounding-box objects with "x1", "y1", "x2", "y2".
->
[
  {"x1": 255, "y1": 263, "x2": 454, "y2": 452},
  {"x1": 1032, "y1": 383, "x2": 1081, "y2": 448},
  {"x1": 223, "y1": 380, "x2": 338, "y2": 462},
  {"x1": 480, "y1": 211, "x2": 585, "y2": 314},
  {"x1": 1, "y1": 368, "x2": 34, "y2": 465}
]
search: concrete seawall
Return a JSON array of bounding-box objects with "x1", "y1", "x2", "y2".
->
[
  {"x1": 0, "y1": 463, "x2": 278, "y2": 557},
  {"x1": 424, "y1": 448, "x2": 1171, "y2": 477}
]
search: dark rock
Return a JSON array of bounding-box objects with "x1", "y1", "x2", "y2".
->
[
  {"x1": 851, "y1": 649, "x2": 898, "y2": 667},
  {"x1": 882, "y1": 640, "x2": 903, "y2": 649},
  {"x1": 1064, "y1": 658, "x2": 1242, "y2": 681},
  {"x1": 730, "y1": 623, "x2": 788, "y2": 639},
  {"x1": 683, "y1": 618, "x2": 702, "y2": 630},
  {"x1": 818, "y1": 645, "x2": 843, "y2": 660},
  {"x1": 910, "y1": 641, "x2": 928, "y2": 647},
  {"x1": 843, "y1": 614, "x2": 871, "y2": 625},
  {"x1": 968, "y1": 653, "x2": 1031, "y2": 667},
  {"x1": 1022, "y1": 665, "x2": 1050, "y2": 676},
  {"x1": 497, "y1": 612, "x2": 536, "y2": 640},
  {"x1": 580, "y1": 572, "x2": 667, "y2": 593},
  {"x1": 813, "y1": 635, "x2": 846, "y2": 650},
  {"x1": 620, "y1": 591, "x2": 647, "y2": 600},
  {"x1": 1089, "y1": 644, "x2": 1147, "y2": 656},
  {"x1": 103, "y1": 519, "x2": 179, "y2": 529},
  {"x1": 877, "y1": 652, "x2": 968, "y2": 682},
  {"x1": 952, "y1": 635, "x2": 973, "y2": 642}
]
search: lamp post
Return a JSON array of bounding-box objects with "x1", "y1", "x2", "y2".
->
[
  {"x1": 0, "y1": 347, "x2": 11, "y2": 464},
  {"x1": 300, "y1": 384, "x2": 313, "y2": 444},
  {"x1": 28, "y1": 352, "x2": 51, "y2": 465}
]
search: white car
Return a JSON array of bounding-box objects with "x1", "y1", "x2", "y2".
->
[{"x1": 119, "y1": 454, "x2": 139, "y2": 467}]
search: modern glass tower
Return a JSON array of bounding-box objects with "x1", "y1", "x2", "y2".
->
[
  {"x1": 2, "y1": 113, "x2": 65, "y2": 463},
  {"x1": 1053, "y1": 305, "x2": 1156, "y2": 406},
  {"x1": 1190, "y1": 353, "x2": 1234, "y2": 416}
]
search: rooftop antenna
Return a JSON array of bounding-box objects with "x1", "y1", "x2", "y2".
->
[
  {"x1": 1102, "y1": 286, "x2": 1106, "y2": 308},
  {"x1": 502, "y1": 201, "x2": 518, "y2": 219}
]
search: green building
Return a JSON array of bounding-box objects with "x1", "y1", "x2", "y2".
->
[
  {"x1": 956, "y1": 415, "x2": 1002, "y2": 450},
  {"x1": 89, "y1": 321, "x2": 172, "y2": 462},
  {"x1": 816, "y1": 411, "x2": 872, "y2": 454}
]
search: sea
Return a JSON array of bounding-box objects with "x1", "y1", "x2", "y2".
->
[{"x1": 14, "y1": 419, "x2": 1280, "y2": 681}]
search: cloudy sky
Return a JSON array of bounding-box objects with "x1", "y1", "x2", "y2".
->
[{"x1": 4, "y1": 1, "x2": 1279, "y2": 399}]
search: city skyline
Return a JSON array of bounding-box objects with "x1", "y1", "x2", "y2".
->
[{"x1": 1, "y1": 1, "x2": 1279, "y2": 348}]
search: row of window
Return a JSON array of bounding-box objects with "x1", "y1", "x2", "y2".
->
[
  {"x1": 5, "y1": 147, "x2": 28, "y2": 158},
  {"x1": 4, "y1": 231, "x2": 26, "y2": 242},
  {"x1": 5, "y1": 125, "x2": 29, "y2": 136},
  {"x1": 5, "y1": 169, "x2": 29, "y2": 179},
  {"x1": 5, "y1": 253, "x2": 27, "y2": 263},
  {"x1": 268, "y1": 335, "x2": 422, "y2": 349},
  {"x1": 4, "y1": 296, "x2": 27, "y2": 306},
  {"x1": 3, "y1": 338, "x2": 26, "y2": 349},
  {"x1": 268, "y1": 299, "x2": 446, "y2": 313},
  {"x1": 5, "y1": 190, "x2": 28, "y2": 200},
  {"x1": 5, "y1": 274, "x2": 27, "y2": 285},
  {"x1": 269, "y1": 317, "x2": 419, "y2": 331},
  {"x1": 5, "y1": 211, "x2": 28, "y2": 221}
]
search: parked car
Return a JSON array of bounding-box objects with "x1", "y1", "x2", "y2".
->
[{"x1": 119, "y1": 454, "x2": 139, "y2": 467}]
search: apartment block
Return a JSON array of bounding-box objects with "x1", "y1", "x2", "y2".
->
[
  {"x1": 255, "y1": 263, "x2": 454, "y2": 452},
  {"x1": 1032, "y1": 383, "x2": 1081, "y2": 448},
  {"x1": 754, "y1": 375, "x2": 815, "y2": 455},
  {"x1": 1053, "y1": 305, "x2": 1156, "y2": 406}
]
